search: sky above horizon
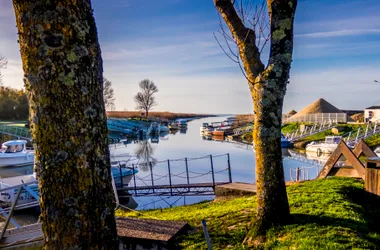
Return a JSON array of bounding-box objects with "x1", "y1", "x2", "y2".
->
[{"x1": 1, "y1": 0, "x2": 380, "y2": 114}]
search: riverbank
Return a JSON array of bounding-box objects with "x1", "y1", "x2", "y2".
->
[
  {"x1": 117, "y1": 177, "x2": 380, "y2": 249},
  {"x1": 238, "y1": 123, "x2": 380, "y2": 149},
  {"x1": 106, "y1": 111, "x2": 215, "y2": 121}
]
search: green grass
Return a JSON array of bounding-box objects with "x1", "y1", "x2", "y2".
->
[
  {"x1": 117, "y1": 178, "x2": 380, "y2": 249},
  {"x1": 365, "y1": 133, "x2": 380, "y2": 147}
]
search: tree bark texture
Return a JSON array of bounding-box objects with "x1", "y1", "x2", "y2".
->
[
  {"x1": 214, "y1": 0, "x2": 297, "y2": 240},
  {"x1": 12, "y1": 0, "x2": 118, "y2": 248}
]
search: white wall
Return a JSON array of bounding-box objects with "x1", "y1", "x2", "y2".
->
[{"x1": 364, "y1": 109, "x2": 380, "y2": 122}]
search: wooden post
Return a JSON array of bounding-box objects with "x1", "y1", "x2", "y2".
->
[{"x1": 365, "y1": 158, "x2": 380, "y2": 196}]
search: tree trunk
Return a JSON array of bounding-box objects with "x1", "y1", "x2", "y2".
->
[
  {"x1": 12, "y1": 1, "x2": 118, "y2": 248},
  {"x1": 214, "y1": 0, "x2": 297, "y2": 243},
  {"x1": 145, "y1": 109, "x2": 149, "y2": 118},
  {"x1": 245, "y1": 70, "x2": 289, "y2": 242}
]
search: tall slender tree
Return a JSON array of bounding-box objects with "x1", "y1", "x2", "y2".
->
[
  {"x1": 0, "y1": 54, "x2": 7, "y2": 86},
  {"x1": 214, "y1": 0, "x2": 298, "y2": 243},
  {"x1": 12, "y1": 0, "x2": 118, "y2": 248},
  {"x1": 103, "y1": 77, "x2": 116, "y2": 111}
]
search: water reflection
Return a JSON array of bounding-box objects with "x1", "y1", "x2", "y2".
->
[{"x1": 135, "y1": 139, "x2": 157, "y2": 172}]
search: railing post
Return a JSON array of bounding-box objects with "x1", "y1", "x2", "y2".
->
[
  {"x1": 227, "y1": 153, "x2": 232, "y2": 183},
  {"x1": 185, "y1": 158, "x2": 190, "y2": 185},
  {"x1": 210, "y1": 155, "x2": 215, "y2": 187},
  {"x1": 365, "y1": 123, "x2": 369, "y2": 138},
  {"x1": 0, "y1": 185, "x2": 23, "y2": 241},
  {"x1": 150, "y1": 162, "x2": 154, "y2": 193},
  {"x1": 119, "y1": 162, "x2": 124, "y2": 188},
  {"x1": 295, "y1": 167, "x2": 300, "y2": 182},
  {"x1": 132, "y1": 164, "x2": 137, "y2": 195},
  {"x1": 167, "y1": 160, "x2": 173, "y2": 195}
]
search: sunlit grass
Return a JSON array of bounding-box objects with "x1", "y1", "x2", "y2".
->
[{"x1": 117, "y1": 178, "x2": 380, "y2": 249}]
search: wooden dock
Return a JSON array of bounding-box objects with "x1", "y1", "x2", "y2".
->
[
  {"x1": 0, "y1": 217, "x2": 189, "y2": 249},
  {"x1": 215, "y1": 182, "x2": 257, "y2": 197}
]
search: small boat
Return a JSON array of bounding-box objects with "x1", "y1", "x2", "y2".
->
[
  {"x1": 176, "y1": 119, "x2": 188, "y2": 127},
  {"x1": 0, "y1": 167, "x2": 138, "y2": 205},
  {"x1": 306, "y1": 136, "x2": 342, "y2": 154},
  {"x1": 0, "y1": 140, "x2": 34, "y2": 167},
  {"x1": 200, "y1": 123, "x2": 209, "y2": 132},
  {"x1": 168, "y1": 123, "x2": 179, "y2": 130},
  {"x1": 252, "y1": 134, "x2": 293, "y2": 148},
  {"x1": 281, "y1": 134, "x2": 293, "y2": 148}
]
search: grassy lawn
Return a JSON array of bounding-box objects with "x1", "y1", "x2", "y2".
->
[{"x1": 117, "y1": 178, "x2": 380, "y2": 249}]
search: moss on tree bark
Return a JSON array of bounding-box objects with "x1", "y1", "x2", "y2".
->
[{"x1": 12, "y1": 0, "x2": 118, "y2": 248}]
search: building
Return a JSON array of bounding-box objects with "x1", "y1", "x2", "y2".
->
[{"x1": 364, "y1": 106, "x2": 380, "y2": 123}]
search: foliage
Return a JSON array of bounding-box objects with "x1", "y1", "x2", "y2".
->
[
  {"x1": 0, "y1": 86, "x2": 29, "y2": 120},
  {"x1": 134, "y1": 79, "x2": 158, "y2": 117},
  {"x1": 103, "y1": 77, "x2": 115, "y2": 111},
  {"x1": 118, "y1": 178, "x2": 380, "y2": 249},
  {"x1": 0, "y1": 54, "x2": 7, "y2": 85}
]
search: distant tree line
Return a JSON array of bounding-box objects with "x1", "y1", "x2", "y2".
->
[{"x1": 0, "y1": 86, "x2": 29, "y2": 120}]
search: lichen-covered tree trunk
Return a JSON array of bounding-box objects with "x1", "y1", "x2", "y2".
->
[
  {"x1": 12, "y1": 0, "x2": 118, "y2": 248},
  {"x1": 214, "y1": 0, "x2": 297, "y2": 242}
]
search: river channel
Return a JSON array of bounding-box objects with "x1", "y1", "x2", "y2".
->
[{"x1": 0, "y1": 116, "x2": 323, "y2": 222}]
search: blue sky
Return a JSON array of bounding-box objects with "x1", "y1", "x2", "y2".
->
[{"x1": 1, "y1": 0, "x2": 380, "y2": 114}]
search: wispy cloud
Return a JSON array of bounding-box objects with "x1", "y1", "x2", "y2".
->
[{"x1": 297, "y1": 29, "x2": 380, "y2": 38}]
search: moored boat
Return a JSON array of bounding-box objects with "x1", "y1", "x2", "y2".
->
[
  {"x1": 252, "y1": 134, "x2": 293, "y2": 148},
  {"x1": 0, "y1": 167, "x2": 138, "y2": 205},
  {"x1": 0, "y1": 140, "x2": 34, "y2": 167},
  {"x1": 305, "y1": 136, "x2": 342, "y2": 154},
  {"x1": 176, "y1": 119, "x2": 188, "y2": 127}
]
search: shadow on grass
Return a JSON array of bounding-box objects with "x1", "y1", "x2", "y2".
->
[{"x1": 287, "y1": 184, "x2": 380, "y2": 246}]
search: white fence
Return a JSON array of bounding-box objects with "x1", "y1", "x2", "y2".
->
[{"x1": 283, "y1": 113, "x2": 347, "y2": 123}]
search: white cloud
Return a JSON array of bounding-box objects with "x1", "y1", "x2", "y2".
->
[{"x1": 297, "y1": 29, "x2": 380, "y2": 38}]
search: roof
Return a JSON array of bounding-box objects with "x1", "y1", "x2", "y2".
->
[
  {"x1": 285, "y1": 110, "x2": 297, "y2": 116},
  {"x1": 297, "y1": 98, "x2": 343, "y2": 114},
  {"x1": 2, "y1": 140, "x2": 28, "y2": 146},
  {"x1": 286, "y1": 98, "x2": 354, "y2": 122},
  {"x1": 365, "y1": 106, "x2": 380, "y2": 110}
]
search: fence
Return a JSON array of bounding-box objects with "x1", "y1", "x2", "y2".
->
[{"x1": 283, "y1": 113, "x2": 347, "y2": 123}]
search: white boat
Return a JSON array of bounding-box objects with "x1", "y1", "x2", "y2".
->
[
  {"x1": 0, "y1": 140, "x2": 34, "y2": 167},
  {"x1": 305, "y1": 136, "x2": 342, "y2": 154},
  {"x1": 375, "y1": 146, "x2": 380, "y2": 157}
]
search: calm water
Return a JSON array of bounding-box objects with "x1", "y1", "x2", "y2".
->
[{"x1": 0, "y1": 116, "x2": 321, "y2": 213}]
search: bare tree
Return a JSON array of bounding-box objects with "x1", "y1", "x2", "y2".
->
[
  {"x1": 103, "y1": 77, "x2": 116, "y2": 111},
  {"x1": 214, "y1": 0, "x2": 298, "y2": 243},
  {"x1": 134, "y1": 79, "x2": 158, "y2": 118},
  {"x1": 12, "y1": 0, "x2": 118, "y2": 248},
  {"x1": 0, "y1": 54, "x2": 7, "y2": 86}
]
